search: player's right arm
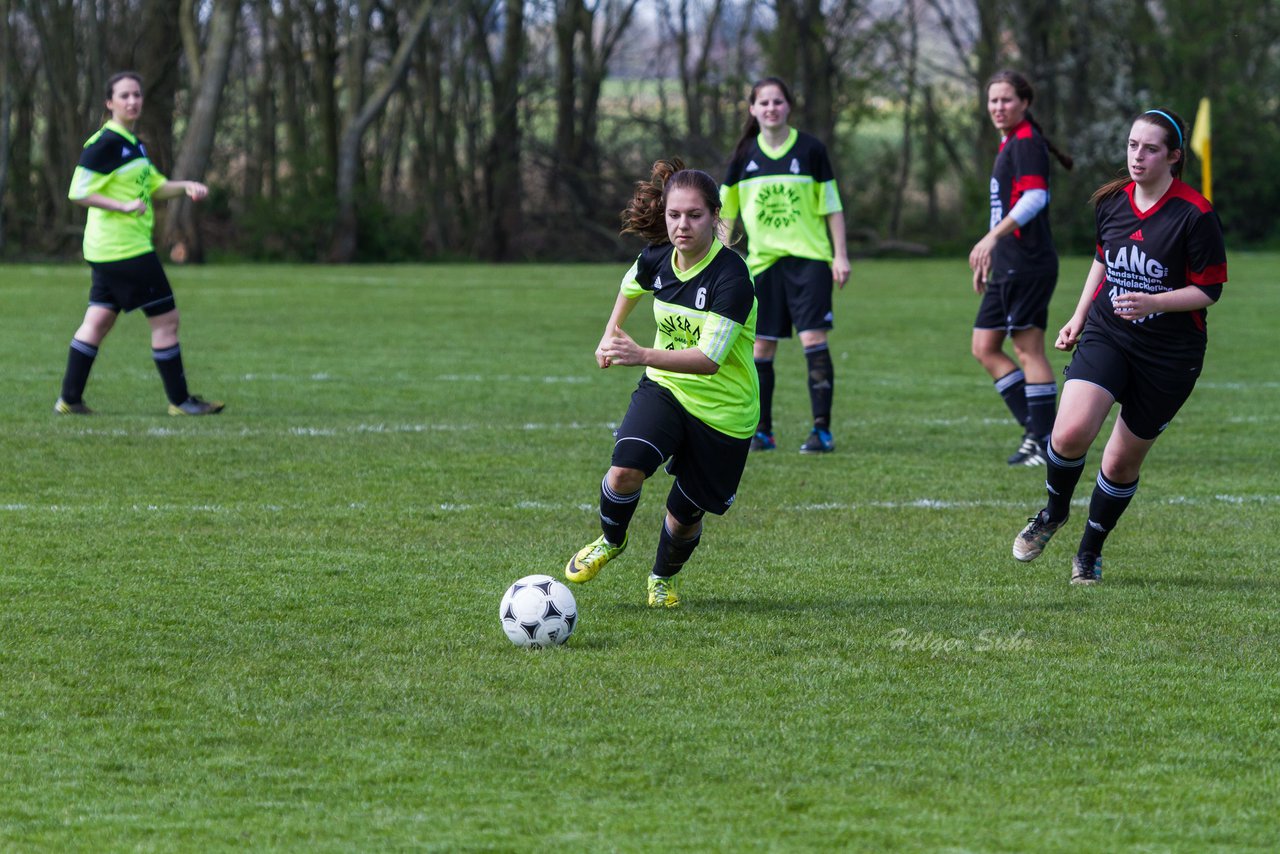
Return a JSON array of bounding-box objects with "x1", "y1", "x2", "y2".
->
[
  {"x1": 71, "y1": 193, "x2": 147, "y2": 215},
  {"x1": 597, "y1": 290, "x2": 641, "y2": 369},
  {"x1": 1057, "y1": 259, "x2": 1106, "y2": 351}
]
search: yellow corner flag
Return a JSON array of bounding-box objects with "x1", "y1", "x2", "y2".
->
[{"x1": 1190, "y1": 97, "x2": 1212, "y2": 202}]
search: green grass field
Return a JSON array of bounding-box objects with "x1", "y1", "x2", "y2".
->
[{"x1": 2, "y1": 256, "x2": 1277, "y2": 851}]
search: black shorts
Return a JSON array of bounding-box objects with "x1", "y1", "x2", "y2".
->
[
  {"x1": 1064, "y1": 325, "x2": 1203, "y2": 440},
  {"x1": 88, "y1": 252, "x2": 176, "y2": 317},
  {"x1": 611, "y1": 377, "x2": 750, "y2": 515},
  {"x1": 755, "y1": 256, "x2": 833, "y2": 339},
  {"x1": 974, "y1": 273, "x2": 1056, "y2": 333}
]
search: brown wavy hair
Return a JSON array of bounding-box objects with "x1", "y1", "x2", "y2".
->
[
  {"x1": 986, "y1": 70, "x2": 1073, "y2": 171},
  {"x1": 620, "y1": 159, "x2": 723, "y2": 245}
]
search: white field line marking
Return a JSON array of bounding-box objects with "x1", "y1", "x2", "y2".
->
[
  {"x1": 4, "y1": 495, "x2": 1278, "y2": 516},
  {"x1": 437, "y1": 374, "x2": 592, "y2": 384}
]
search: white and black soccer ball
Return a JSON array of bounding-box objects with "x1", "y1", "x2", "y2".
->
[{"x1": 499, "y1": 574, "x2": 578, "y2": 649}]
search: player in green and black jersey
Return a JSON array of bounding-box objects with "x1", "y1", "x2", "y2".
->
[
  {"x1": 721, "y1": 77, "x2": 849, "y2": 455},
  {"x1": 56, "y1": 71, "x2": 223, "y2": 416},
  {"x1": 565, "y1": 160, "x2": 758, "y2": 608},
  {"x1": 1013, "y1": 108, "x2": 1227, "y2": 585}
]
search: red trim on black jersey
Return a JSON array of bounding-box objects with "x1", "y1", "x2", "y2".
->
[
  {"x1": 990, "y1": 120, "x2": 1056, "y2": 277},
  {"x1": 1125, "y1": 179, "x2": 1214, "y2": 220},
  {"x1": 1188, "y1": 262, "x2": 1227, "y2": 285},
  {"x1": 1091, "y1": 178, "x2": 1226, "y2": 351}
]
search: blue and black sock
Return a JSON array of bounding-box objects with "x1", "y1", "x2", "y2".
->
[
  {"x1": 804, "y1": 343, "x2": 833, "y2": 431},
  {"x1": 61, "y1": 339, "x2": 99, "y2": 404},
  {"x1": 1044, "y1": 440, "x2": 1087, "y2": 523},
  {"x1": 1079, "y1": 473, "x2": 1139, "y2": 556},
  {"x1": 1026, "y1": 381, "x2": 1057, "y2": 446},
  {"x1": 652, "y1": 519, "x2": 701, "y2": 578},
  {"x1": 755, "y1": 357, "x2": 775, "y2": 434},
  {"x1": 599, "y1": 477, "x2": 641, "y2": 547},
  {"x1": 153, "y1": 344, "x2": 191, "y2": 406},
  {"x1": 995, "y1": 368, "x2": 1029, "y2": 430}
]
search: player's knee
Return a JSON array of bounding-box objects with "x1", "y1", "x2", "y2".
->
[
  {"x1": 606, "y1": 466, "x2": 646, "y2": 494},
  {"x1": 1050, "y1": 422, "x2": 1094, "y2": 458},
  {"x1": 971, "y1": 338, "x2": 997, "y2": 362},
  {"x1": 798, "y1": 330, "x2": 828, "y2": 349},
  {"x1": 665, "y1": 485, "x2": 705, "y2": 529}
]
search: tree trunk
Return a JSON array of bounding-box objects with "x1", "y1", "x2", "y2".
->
[
  {"x1": 331, "y1": 0, "x2": 435, "y2": 262},
  {"x1": 26, "y1": 0, "x2": 84, "y2": 244},
  {"x1": 0, "y1": 0, "x2": 12, "y2": 252},
  {"x1": 889, "y1": 0, "x2": 918, "y2": 238},
  {"x1": 470, "y1": 0, "x2": 525, "y2": 261},
  {"x1": 163, "y1": 0, "x2": 240, "y2": 262},
  {"x1": 125, "y1": 0, "x2": 183, "y2": 173}
]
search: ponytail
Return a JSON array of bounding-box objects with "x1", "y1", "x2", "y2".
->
[
  {"x1": 621, "y1": 159, "x2": 686, "y2": 244},
  {"x1": 1027, "y1": 113, "x2": 1074, "y2": 171}
]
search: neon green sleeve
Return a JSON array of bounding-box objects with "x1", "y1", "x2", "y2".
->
[
  {"x1": 720, "y1": 183, "x2": 740, "y2": 220},
  {"x1": 619, "y1": 260, "x2": 645, "y2": 298}
]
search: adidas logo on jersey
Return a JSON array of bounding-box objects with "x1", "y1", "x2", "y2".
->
[
  {"x1": 745, "y1": 161, "x2": 759, "y2": 172},
  {"x1": 790, "y1": 158, "x2": 800, "y2": 174},
  {"x1": 1130, "y1": 229, "x2": 1144, "y2": 241},
  {"x1": 653, "y1": 274, "x2": 662, "y2": 290},
  {"x1": 122, "y1": 146, "x2": 133, "y2": 157}
]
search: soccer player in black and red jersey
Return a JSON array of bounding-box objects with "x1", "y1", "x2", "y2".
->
[
  {"x1": 968, "y1": 71, "x2": 1073, "y2": 467},
  {"x1": 1013, "y1": 108, "x2": 1227, "y2": 584}
]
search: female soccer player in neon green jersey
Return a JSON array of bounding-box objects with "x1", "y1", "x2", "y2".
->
[
  {"x1": 56, "y1": 71, "x2": 223, "y2": 416},
  {"x1": 721, "y1": 77, "x2": 849, "y2": 454},
  {"x1": 565, "y1": 160, "x2": 758, "y2": 608}
]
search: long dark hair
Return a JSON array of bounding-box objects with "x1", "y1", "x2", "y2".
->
[
  {"x1": 986, "y1": 70, "x2": 1073, "y2": 171},
  {"x1": 105, "y1": 71, "x2": 143, "y2": 101},
  {"x1": 730, "y1": 77, "x2": 795, "y2": 165},
  {"x1": 1090, "y1": 107, "x2": 1188, "y2": 206},
  {"x1": 620, "y1": 158, "x2": 722, "y2": 245}
]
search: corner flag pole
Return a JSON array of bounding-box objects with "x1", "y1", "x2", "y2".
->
[{"x1": 1190, "y1": 97, "x2": 1212, "y2": 203}]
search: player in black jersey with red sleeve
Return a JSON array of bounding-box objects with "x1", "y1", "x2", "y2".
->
[
  {"x1": 1013, "y1": 108, "x2": 1227, "y2": 585},
  {"x1": 969, "y1": 71, "x2": 1074, "y2": 467}
]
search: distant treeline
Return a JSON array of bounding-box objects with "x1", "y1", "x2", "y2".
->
[{"x1": 0, "y1": 0, "x2": 1274, "y2": 262}]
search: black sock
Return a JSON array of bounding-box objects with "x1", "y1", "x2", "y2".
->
[
  {"x1": 1026, "y1": 382, "x2": 1057, "y2": 445},
  {"x1": 1079, "y1": 473, "x2": 1139, "y2": 555},
  {"x1": 755, "y1": 358, "x2": 775, "y2": 434},
  {"x1": 600, "y1": 477, "x2": 641, "y2": 547},
  {"x1": 1044, "y1": 439, "x2": 1087, "y2": 523},
  {"x1": 995, "y1": 369, "x2": 1029, "y2": 431},
  {"x1": 61, "y1": 339, "x2": 99, "y2": 404},
  {"x1": 652, "y1": 519, "x2": 701, "y2": 578},
  {"x1": 804, "y1": 343, "x2": 833, "y2": 430},
  {"x1": 152, "y1": 344, "x2": 190, "y2": 405}
]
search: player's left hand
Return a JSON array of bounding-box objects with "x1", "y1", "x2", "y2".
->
[
  {"x1": 185, "y1": 182, "x2": 209, "y2": 202},
  {"x1": 1112, "y1": 290, "x2": 1155, "y2": 321},
  {"x1": 831, "y1": 257, "x2": 851, "y2": 289},
  {"x1": 968, "y1": 235, "x2": 996, "y2": 293},
  {"x1": 600, "y1": 325, "x2": 645, "y2": 367}
]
